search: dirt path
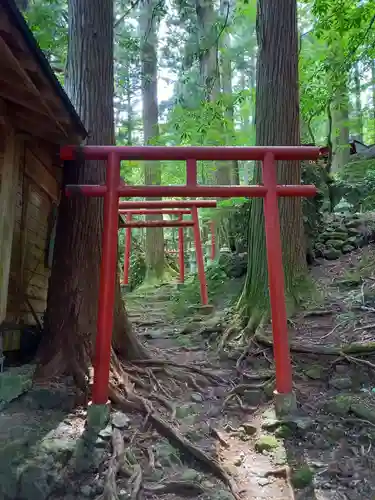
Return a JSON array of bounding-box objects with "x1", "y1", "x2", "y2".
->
[
  {"x1": 1, "y1": 247, "x2": 375, "y2": 499},
  {"x1": 124, "y1": 283, "x2": 295, "y2": 500}
]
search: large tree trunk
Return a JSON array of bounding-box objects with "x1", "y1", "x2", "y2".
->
[
  {"x1": 331, "y1": 80, "x2": 350, "y2": 172},
  {"x1": 37, "y1": 0, "x2": 146, "y2": 381},
  {"x1": 196, "y1": 0, "x2": 232, "y2": 186},
  {"x1": 353, "y1": 63, "x2": 363, "y2": 142},
  {"x1": 139, "y1": 0, "x2": 165, "y2": 281},
  {"x1": 372, "y1": 60, "x2": 375, "y2": 143},
  {"x1": 238, "y1": 0, "x2": 306, "y2": 329},
  {"x1": 220, "y1": 0, "x2": 239, "y2": 185}
]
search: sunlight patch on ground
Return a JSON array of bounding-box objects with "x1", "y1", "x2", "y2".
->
[{"x1": 216, "y1": 404, "x2": 295, "y2": 499}]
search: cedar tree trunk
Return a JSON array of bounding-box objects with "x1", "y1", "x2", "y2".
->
[
  {"x1": 238, "y1": 0, "x2": 307, "y2": 329},
  {"x1": 140, "y1": 0, "x2": 165, "y2": 281},
  {"x1": 37, "y1": 0, "x2": 146, "y2": 381}
]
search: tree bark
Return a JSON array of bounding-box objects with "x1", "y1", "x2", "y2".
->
[
  {"x1": 238, "y1": 0, "x2": 306, "y2": 328},
  {"x1": 353, "y1": 63, "x2": 363, "y2": 142},
  {"x1": 220, "y1": 0, "x2": 239, "y2": 184},
  {"x1": 331, "y1": 80, "x2": 350, "y2": 172},
  {"x1": 372, "y1": 60, "x2": 375, "y2": 143},
  {"x1": 37, "y1": 0, "x2": 146, "y2": 381},
  {"x1": 139, "y1": 0, "x2": 165, "y2": 281}
]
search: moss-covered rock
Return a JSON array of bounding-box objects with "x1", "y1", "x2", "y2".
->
[
  {"x1": 346, "y1": 219, "x2": 363, "y2": 228},
  {"x1": 323, "y1": 248, "x2": 341, "y2": 260},
  {"x1": 275, "y1": 425, "x2": 293, "y2": 438},
  {"x1": 304, "y1": 364, "x2": 325, "y2": 380},
  {"x1": 291, "y1": 466, "x2": 314, "y2": 489},
  {"x1": 346, "y1": 236, "x2": 358, "y2": 247},
  {"x1": 325, "y1": 239, "x2": 345, "y2": 249},
  {"x1": 347, "y1": 227, "x2": 361, "y2": 236},
  {"x1": 324, "y1": 395, "x2": 353, "y2": 416},
  {"x1": 351, "y1": 400, "x2": 375, "y2": 424},
  {"x1": 313, "y1": 242, "x2": 325, "y2": 257},
  {"x1": 254, "y1": 435, "x2": 279, "y2": 453},
  {"x1": 322, "y1": 230, "x2": 348, "y2": 241},
  {"x1": 342, "y1": 244, "x2": 355, "y2": 254}
]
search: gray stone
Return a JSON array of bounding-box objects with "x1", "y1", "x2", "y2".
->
[
  {"x1": 342, "y1": 244, "x2": 355, "y2": 254},
  {"x1": 94, "y1": 437, "x2": 108, "y2": 448},
  {"x1": 351, "y1": 401, "x2": 375, "y2": 424},
  {"x1": 324, "y1": 395, "x2": 352, "y2": 416},
  {"x1": 81, "y1": 484, "x2": 94, "y2": 497},
  {"x1": 0, "y1": 372, "x2": 32, "y2": 405},
  {"x1": 215, "y1": 489, "x2": 235, "y2": 499},
  {"x1": 19, "y1": 464, "x2": 52, "y2": 500},
  {"x1": 243, "y1": 389, "x2": 262, "y2": 406},
  {"x1": 175, "y1": 404, "x2": 198, "y2": 418},
  {"x1": 258, "y1": 477, "x2": 270, "y2": 486},
  {"x1": 29, "y1": 387, "x2": 74, "y2": 411},
  {"x1": 40, "y1": 438, "x2": 75, "y2": 463},
  {"x1": 347, "y1": 227, "x2": 361, "y2": 236},
  {"x1": 72, "y1": 440, "x2": 106, "y2": 473},
  {"x1": 305, "y1": 365, "x2": 325, "y2": 380},
  {"x1": 98, "y1": 424, "x2": 113, "y2": 439},
  {"x1": 290, "y1": 417, "x2": 315, "y2": 431},
  {"x1": 323, "y1": 248, "x2": 341, "y2": 260},
  {"x1": 321, "y1": 231, "x2": 348, "y2": 241},
  {"x1": 191, "y1": 392, "x2": 203, "y2": 403},
  {"x1": 325, "y1": 239, "x2": 345, "y2": 249},
  {"x1": 111, "y1": 411, "x2": 130, "y2": 429},
  {"x1": 335, "y1": 364, "x2": 348, "y2": 374},
  {"x1": 346, "y1": 219, "x2": 362, "y2": 228},
  {"x1": 241, "y1": 423, "x2": 257, "y2": 435},
  {"x1": 329, "y1": 377, "x2": 352, "y2": 390},
  {"x1": 155, "y1": 442, "x2": 181, "y2": 466},
  {"x1": 180, "y1": 468, "x2": 201, "y2": 482},
  {"x1": 119, "y1": 489, "x2": 130, "y2": 500},
  {"x1": 346, "y1": 236, "x2": 358, "y2": 247}
]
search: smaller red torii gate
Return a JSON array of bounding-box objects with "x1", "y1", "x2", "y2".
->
[
  {"x1": 61, "y1": 145, "x2": 320, "y2": 416},
  {"x1": 119, "y1": 201, "x2": 217, "y2": 300}
]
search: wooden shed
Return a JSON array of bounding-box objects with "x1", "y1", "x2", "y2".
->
[{"x1": 0, "y1": 0, "x2": 87, "y2": 353}]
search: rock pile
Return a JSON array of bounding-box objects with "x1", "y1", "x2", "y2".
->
[{"x1": 313, "y1": 214, "x2": 375, "y2": 261}]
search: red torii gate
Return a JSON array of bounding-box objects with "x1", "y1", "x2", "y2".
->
[
  {"x1": 61, "y1": 145, "x2": 319, "y2": 416},
  {"x1": 119, "y1": 200, "x2": 217, "y2": 299}
]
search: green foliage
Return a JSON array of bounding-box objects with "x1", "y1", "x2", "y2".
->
[
  {"x1": 336, "y1": 158, "x2": 375, "y2": 211},
  {"x1": 25, "y1": 0, "x2": 68, "y2": 78},
  {"x1": 301, "y1": 160, "x2": 326, "y2": 242},
  {"x1": 170, "y1": 263, "x2": 229, "y2": 315}
]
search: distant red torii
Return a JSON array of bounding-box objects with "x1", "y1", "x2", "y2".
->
[{"x1": 119, "y1": 202, "x2": 217, "y2": 295}]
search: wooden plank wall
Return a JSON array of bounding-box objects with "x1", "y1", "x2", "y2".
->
[{"x1": 4, "y1": 139, "x2": 61, "y2": 342}]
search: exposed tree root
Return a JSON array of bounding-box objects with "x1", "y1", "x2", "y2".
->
[
  {"x1": 254, "y1": 333, "x2": 375, "y2": 356},
  {"x1": 109, "y1": 379, "x2": 241, "y2": 500},
  {"x1": 99, "y1": 427, "x2": 131, "y2": 500},
  {"x1": 131, "y1": 359, "x2": 227, "y2": 383},
  {"x1": 144, "y1": 480, "x2": 205, "y2": 496}
]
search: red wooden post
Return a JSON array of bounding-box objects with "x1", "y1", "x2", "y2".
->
[
  {"x1": 191, "y1": 206, "x2": 208, "y2": 305},
  {"x1": 122, "y1": 212, "x2": 132, "y2": 285},
  {"x1": 210, "y1": 220, "x2": 216, "y2": 261},
  {"x1": 178, "y1": 213, "x2": 185, "y2": 283},
  {"x1": 92, "y1": 152, "x2": 120, "y2": 405},
  {"x1": 187, "y1": 158, "x2": 197, "y2": 185},
  {"x1": 262, "y1": 152, "x2": 292, "y2": 395}
]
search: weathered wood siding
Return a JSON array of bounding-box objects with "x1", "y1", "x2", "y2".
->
[{"x1": 1, "y1": 138, "x2": 61, "y2": 349}]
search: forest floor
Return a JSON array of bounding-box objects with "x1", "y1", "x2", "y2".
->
[{"x1": 1, "y1": 246, "x2": 375, "y2": 499}]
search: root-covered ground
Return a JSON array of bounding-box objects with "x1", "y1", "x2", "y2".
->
[{"x1": 1, "y1": 246, "x2": 375, "y2": 499}]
